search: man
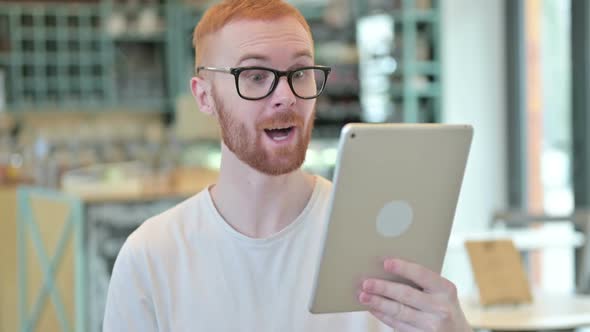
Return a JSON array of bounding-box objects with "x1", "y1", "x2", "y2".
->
[{"x1": 103, "y1": 0, "x2": 472, "y2": 331}]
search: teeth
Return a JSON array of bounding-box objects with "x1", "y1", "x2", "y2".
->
[{"x1": 272, "y1": 133, "x2": 289, "y2": 141}]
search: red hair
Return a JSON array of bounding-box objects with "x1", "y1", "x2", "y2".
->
[{"x1": 192, "y1": 0, "x2": 313, "y2": 67}]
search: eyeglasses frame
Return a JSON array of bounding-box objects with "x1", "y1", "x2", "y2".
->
[{"x1": 195, "y1": 65, "x2": 332, "y2": 100}]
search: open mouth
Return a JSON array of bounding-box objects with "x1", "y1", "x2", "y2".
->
[{"x1": 264, "y1": 126, "x2": 295, "y2": 141}]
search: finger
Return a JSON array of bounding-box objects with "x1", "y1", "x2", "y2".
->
[
  {"x1": 362, "y1": 278, "x2": 439, "y2": 312},
  {"x1": 369, "y1": 309, "x2": 395, "y2": 327},
  {"x1": 369, "y1": 310, "x2": 422, "y2": 332},
  {"x1": 359, "y1": 292, "x2": 433, "y2": 331},
  {"x1": 390, "y1": 320, "x2": 423, "y2": 332},
  {"x1": 384, "y1": 258, "x2": 455, "y2": 293}
]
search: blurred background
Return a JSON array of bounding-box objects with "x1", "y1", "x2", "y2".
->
[{"x1": 1, "y1": 0, "x2": 589, "y2": 331}]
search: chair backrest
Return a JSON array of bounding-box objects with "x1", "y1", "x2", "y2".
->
[
  {"x1": 492, "y1": 209, "x2": 590, "y2": 294},
  {"x1": 17, "y1": 186, "x2": 85, "y2": 332},
  {"x1": 465, "y1": 238, "x2": 533, "y2": 305}
]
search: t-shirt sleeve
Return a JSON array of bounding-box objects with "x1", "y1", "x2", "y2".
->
[{"x1": 102, "y1": 237, "x2": 158, "y2": 332}]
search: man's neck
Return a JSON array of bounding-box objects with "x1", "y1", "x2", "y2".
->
[{"x1": 210, "y1": 146, "x2": 316, "y2": 238}]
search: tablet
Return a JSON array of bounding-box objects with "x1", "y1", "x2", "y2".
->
[{"x1": 309, "y1": 123, "x2": 473, "y2": 314}]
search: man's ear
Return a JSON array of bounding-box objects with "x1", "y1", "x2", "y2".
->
[{"x1": 190, "y1": 76, "x2": 216, "y2": 116}]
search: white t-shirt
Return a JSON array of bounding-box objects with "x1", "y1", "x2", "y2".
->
[{"x1": 103, "y1": 176, "x2": 391, "y2": 332}]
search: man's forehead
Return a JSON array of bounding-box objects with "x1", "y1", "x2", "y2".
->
[
  {"x1": 212, "y1": 17, "x2": 313, "y2": 63},
  {"x1": 235, "y1": 50, "x2": 312, "y2": 64},
  {"x1": 220, "y1": 16, "x2": 309, "y2": 36}
]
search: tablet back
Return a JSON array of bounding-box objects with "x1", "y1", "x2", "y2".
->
[{"x1": 309, "y1": 123, "x2": 473, "y2": 313}]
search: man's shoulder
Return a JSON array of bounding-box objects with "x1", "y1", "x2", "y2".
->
[
  {"x1": 123, "y1": 188, "x2": 211, "y2": 254},
  {"x1": 315, "y1": 175, "x2": 333, "y2": 190},
  {"x1": 313, "y1": 175, "x2": 333, "y2": 202}
]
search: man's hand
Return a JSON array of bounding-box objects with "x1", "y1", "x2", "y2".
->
[{"x1": 358, "y1": 258, "x2": 472, "y2": 332}]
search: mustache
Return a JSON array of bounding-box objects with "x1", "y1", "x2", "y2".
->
[{"x1": 256, "y1": 111, "x2": 304, "y2": 130}]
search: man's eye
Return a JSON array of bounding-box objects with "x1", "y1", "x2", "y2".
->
[
  {"x1": 293, "y1": 71, "x2": 305, "y2": 79},
  {"x1": 246, "y1": 71, "x2": 270, "y2": 82}
]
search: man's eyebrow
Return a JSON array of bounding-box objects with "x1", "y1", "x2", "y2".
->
[
  {"x1": 236, "y1": 54, "x2": 269, "y2": 65},
  {"x1": 293, "y1": 50, "x2": 313, "y2": 59}
]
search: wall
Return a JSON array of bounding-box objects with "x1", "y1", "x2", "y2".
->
[{"x1": 440, "y1": 0, "x2": 508, "y2": 293}]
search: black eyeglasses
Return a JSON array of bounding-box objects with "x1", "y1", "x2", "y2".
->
[{"x1": 195, "y1": 66, "x2": 331, "y2": 100}]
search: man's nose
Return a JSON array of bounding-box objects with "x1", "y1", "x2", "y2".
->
[{"x1": 271, "y1": 77, "x2": 296, "y2": 109}]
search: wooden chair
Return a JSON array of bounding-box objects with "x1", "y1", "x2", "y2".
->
[{"x1": 17, "y1": 186, "x2": 85, "y2": 332}]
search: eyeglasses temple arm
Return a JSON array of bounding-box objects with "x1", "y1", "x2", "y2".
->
[{"x1": 195, "y1": 67, "x2": 232, "y2": 74}]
